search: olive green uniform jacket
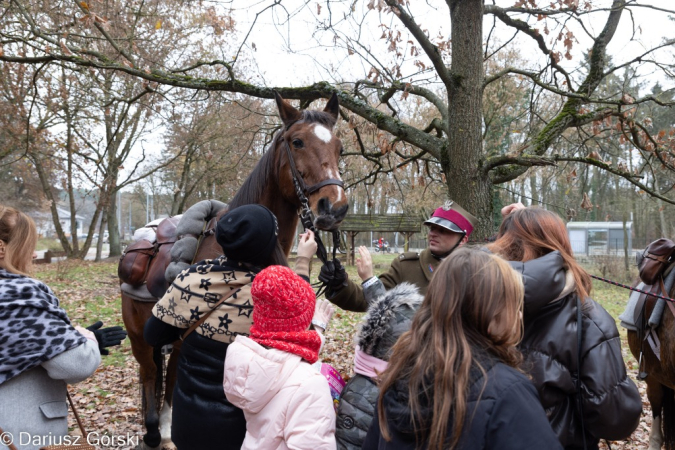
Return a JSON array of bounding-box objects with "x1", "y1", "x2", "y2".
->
[{"x1": 327, "y1": 248, "x2": 439, "y2": 312}]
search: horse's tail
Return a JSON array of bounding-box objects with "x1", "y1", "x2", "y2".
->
[
  {"x1": 153, "y1": 345, "x2": 165, "y2": 409},
  {"x1": 664, "y1": 385, "x2": 675, "y2": 450}
]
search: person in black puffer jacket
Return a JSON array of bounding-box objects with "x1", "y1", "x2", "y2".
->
[
  {"x1": 363, "y1": 247, "x2": 562, "y2": 450},
  {"x1": 335, "y1": 282, "x2": 423, "y2": 450},
  {"x1": 143, "y1": 204, "x2": 317, "y2": 450},
  {"x1": 488, "y1": 206, "x2": 642, "y2": 450}
]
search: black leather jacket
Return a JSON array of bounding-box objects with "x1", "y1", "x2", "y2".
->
[{"x1": 510, "y1": 251, "x2": 642, "y2": 449}]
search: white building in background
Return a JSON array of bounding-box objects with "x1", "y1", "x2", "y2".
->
[
  {"x1": 566, "y1": 221, "x2": 633, "y2": 255},
  {"x1": 30, "y1": 207, "x2": 85, "y2": 238}
]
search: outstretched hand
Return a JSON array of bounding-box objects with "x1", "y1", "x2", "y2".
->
[
  {"x1": 356, "y1": 246, "x2": 374, "y2": 281},
  {"x1": 312, "y1": 299, "x2": 335, "y2": 333},
  {"x1": 86, "y1": 321, "x2": 127, "y2": 355}
]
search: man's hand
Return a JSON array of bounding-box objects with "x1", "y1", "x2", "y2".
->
[
  {"x1": 86, "y1": 321, "x2": 128, "y2": 355},
  {"x1": 318, "y1": 259, "x2": 348, "y2": 296},
  {"x1": 356, "y1": 246, "x2": 374, "y2": 281}
]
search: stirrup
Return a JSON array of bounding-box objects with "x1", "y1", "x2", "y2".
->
[{"x1": 637, "y1": 351, "x2": 648, "y2": 380}]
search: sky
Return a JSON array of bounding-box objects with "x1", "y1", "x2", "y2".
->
[{"x1": 225, "y1": 0, "x2": 675, "y2": 89}]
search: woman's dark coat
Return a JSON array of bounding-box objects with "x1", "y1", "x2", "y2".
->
[
  {"x1": 362, "y1": 358, "x2": 563, "y2": 450},
  {"x1": 144, "y1": 259, "x2": 253, "y2": 450},
  {"x1": 510, "y1": 251, "x2": 642, "y2": 450}
]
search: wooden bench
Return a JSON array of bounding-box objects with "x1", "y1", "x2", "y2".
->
[
  {"x1": 339, "y1": 214, "x2": 424, "y2": 265},
  {"x1": 35, "y1": 249, "x2": 67, "y2": 264}
]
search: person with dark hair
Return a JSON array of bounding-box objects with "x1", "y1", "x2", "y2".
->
[
  {"x1": 224, "y1": 265, "x2": 336, "y2": 450},
  {"x1": 488, "y1": 206, "x2": 642, "y2": 449},
  {"x1": 320, "y1": 200, "x2": 477, "y2": 312},
  {"x1": 0, "y1": 205, "x2": 126, "y2": 450},
  {"x1": 362, "y1": 247, "x2": 561, "y2": 450},
  {"x1": 143, "y1": 204, "x2": 318, "y2": 450}
]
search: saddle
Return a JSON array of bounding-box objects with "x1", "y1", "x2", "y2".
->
[
  {"x1": 119, "y1": 216, "x2": 180, "y2": 293},
  {"x1": 118, "y1": 199, "x2": 228, "y2": 301},
  {"x1": 630, "y1": 239, "x2": 675, "y2": 366}
]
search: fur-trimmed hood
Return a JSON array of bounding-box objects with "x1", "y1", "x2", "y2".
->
[{"x1": 356, "y1": 282, "x2": 423, "y2": 360}]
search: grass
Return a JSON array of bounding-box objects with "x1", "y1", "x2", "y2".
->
[{"x1": 36, "y1": 237, "x2": 65, "y2": 252}]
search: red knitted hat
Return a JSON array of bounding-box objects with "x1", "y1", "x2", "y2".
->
[{"x1": 250, "y1": 265, "x2": 321, "y2": 363}]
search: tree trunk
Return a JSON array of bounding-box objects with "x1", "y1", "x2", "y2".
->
[
  {"x1": 529, "y1": 173, "x2": 538, "y2": 206},
  {"x1": 107, "y1": 191, "x2": 121, "y2": 257},
  {"x1": 445, "y1": 0, "x2": 492, "y2": 239},
  {"x1": 65, "y1": 116, "x2": 80, "y2": 255},
  {"x1": 96, "y1": 214, "x2": 107, "y2": 262}
]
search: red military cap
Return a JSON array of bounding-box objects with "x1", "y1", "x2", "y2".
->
[{"x1": 424, "y1": 200, "x2": 478, "y2": 237}]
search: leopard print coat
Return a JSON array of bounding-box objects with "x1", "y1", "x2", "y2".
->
[{"x1": 0, "y1": 269, "x2": 86, "y2": 384}]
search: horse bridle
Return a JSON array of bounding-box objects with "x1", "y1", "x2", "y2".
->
[{"x1": 281, "y1": 122, "x2": 343, "y2": 268}]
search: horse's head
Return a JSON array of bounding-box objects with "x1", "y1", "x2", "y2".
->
[{"x1": 274, "y1": 92, "x2": 349, "y2": 231}]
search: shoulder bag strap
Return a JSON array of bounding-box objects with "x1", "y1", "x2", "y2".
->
[
  {"x1": 181, "y1": 288, "x2": 242, "y2": 341},
  {"x1": 66, "y1": 389, "x2": 87, "y2": 438},
  {"x1": 0, "y1": 425, "x2": 19, "y2": 450},
  {"x1": 576, "y1": 296, "x2": 587, "y2": 450}
]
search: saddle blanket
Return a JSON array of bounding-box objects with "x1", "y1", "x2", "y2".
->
[{"x1": 618, "y1": 286, "x2": 643, "y2": 331}]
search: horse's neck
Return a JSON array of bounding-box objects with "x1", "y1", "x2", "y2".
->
[{"x1": 259, "y1": 189, "x2": 298, "y2": 256}]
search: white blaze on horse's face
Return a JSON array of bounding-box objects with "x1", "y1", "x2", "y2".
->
[
  {"x1": 313, "y1": 124, "x2": 332, "y2": 143},
  {"x1": 329, "y1": 168, "x2": 344, "y2": 202},
  {"x1": 313, "y1": 124, "x2": 345, "y2": 202}
]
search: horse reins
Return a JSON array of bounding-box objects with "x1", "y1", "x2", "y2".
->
[
  {"x1": 281, "y1": 121, "x2": 344, "y2": 292},
  {"x1": 590, "y1": 274, "x2": 675, "y2": 303}
]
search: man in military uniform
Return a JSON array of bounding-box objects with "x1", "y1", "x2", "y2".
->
[{"x1": 319, "y1": 200, "x2": 478, "y2": 312}]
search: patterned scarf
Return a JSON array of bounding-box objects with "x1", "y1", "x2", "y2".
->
[
  {"x1": 0, "y1": 269, "x2": 86, "y2": 385},
  {"x1": 153, "y1": 257, "x2": 257, "y2": 344}
]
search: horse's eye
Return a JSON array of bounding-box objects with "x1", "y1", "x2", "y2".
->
[
  {"x1": 340, "y1": 146, "x2": 344, "y2": 155},
  {"x1": 292, "y1": 139, "x2": 304, "y2": 148}
]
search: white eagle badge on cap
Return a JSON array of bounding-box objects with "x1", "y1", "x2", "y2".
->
[{"x1": 442, "y1": 200, "x2": 454, "y2": 211}]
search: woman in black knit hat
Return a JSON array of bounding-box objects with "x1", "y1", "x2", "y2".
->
[{"x1": 144, "y1": 204, "x2": 317, "y2": 450}]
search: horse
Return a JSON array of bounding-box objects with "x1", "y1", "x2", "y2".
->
[
  {"x1": 121, "y1": 92, "x2": 349, "y2": 449},
  {"x1": 627, "y1": 291, "x2": 675, "y2": 450}
]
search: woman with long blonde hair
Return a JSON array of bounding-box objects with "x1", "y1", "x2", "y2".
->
[
  {"x1": 362, "y1": 247, "x2": 561, "y2": 450},
  {"x1": 489, "y1": 206, "x2": 641, "y2": 450},
  {"x1": 0, "y1": 205, "x2": 126, "y2": 450}
]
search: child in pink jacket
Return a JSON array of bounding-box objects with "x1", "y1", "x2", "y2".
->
[{"x1": 223, "y1": 265, "x2": 336, "y2": 450}]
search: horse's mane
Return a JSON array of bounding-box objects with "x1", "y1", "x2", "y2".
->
[
  {"x1": 228, "y1": 109, "x2": 336, "y2": 209},
  {"x1": 228, "y1": 133, "x2": 279, "y2": 209}
]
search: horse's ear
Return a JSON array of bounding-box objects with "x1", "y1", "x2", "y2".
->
[
  {"x1": 274, "y1": 91, "x2": 302, "y2": 128},
  {"x1": 323, "y1": 93, "x2": 340, "y2": 123}
]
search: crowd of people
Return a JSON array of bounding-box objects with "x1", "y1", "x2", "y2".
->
[{"x1": 0, "y1": 199, "x2": 643, "y2": 450}]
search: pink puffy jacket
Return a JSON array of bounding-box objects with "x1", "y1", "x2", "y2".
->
[{"x1": 223, "y1": 335, "x2": 336, "y2": 450}]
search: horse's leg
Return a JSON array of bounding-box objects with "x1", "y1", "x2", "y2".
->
[
  {"x1": 158, "y1": 341, "x2": 182, "y2": 450},
  {"x1": 664, "y1": 385, "x2": 675, "y2": 450},
  {"x1": 647, "y1": 379, "x2": 664, "y2": 450},
  {"x1": 122, "y1": 296, "x2": 162, "y2": 449}
]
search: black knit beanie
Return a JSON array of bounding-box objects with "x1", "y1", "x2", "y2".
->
[{"x1": 216, "y1": 204, "x2": 278, "y2": 266}]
